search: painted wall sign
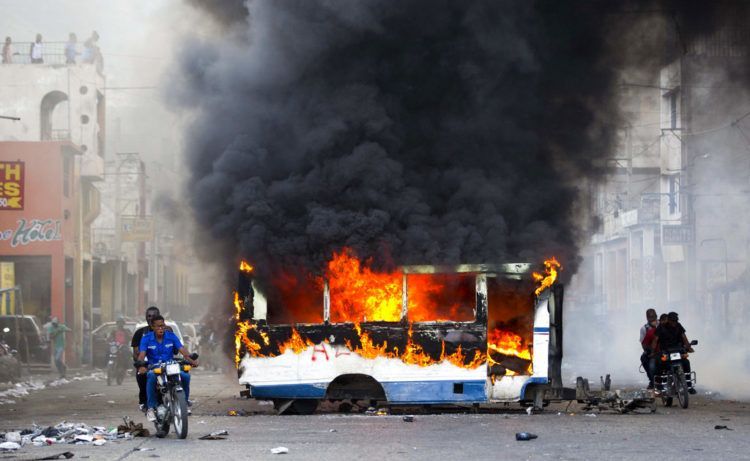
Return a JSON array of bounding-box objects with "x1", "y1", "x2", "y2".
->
[
  {"x1": 121, "y1": 215, "x2": 154, "y2": 242},
  {"x1": 0, "y1": 219, "x2": 62, "y2": 247},
  {"x1": 0, "y1": 161, "x2": 24, "y2": 210}
]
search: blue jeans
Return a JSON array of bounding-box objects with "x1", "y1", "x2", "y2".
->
[
  {"x1": 146, "y1": 370, "x2": 191, "y2": 409},
  {"x1": 54, "y1": 347, "x2": 66, "y2": 377}
]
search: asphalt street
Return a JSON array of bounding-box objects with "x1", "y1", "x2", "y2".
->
[{"x1": 1, "y1": 368, "x2": 749, "y2": 460}]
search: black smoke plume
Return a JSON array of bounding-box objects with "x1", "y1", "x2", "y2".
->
[{"x1": 173, "y1": 0, "x2": 750, "y2": 285}]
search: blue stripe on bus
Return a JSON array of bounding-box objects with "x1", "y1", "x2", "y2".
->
[
  {"x1": 520, "y1": 377, "x2": 549, "y2": 400},
  {"x1": 250, "y1": 379, "x2": 488, "y2": 403},
  {"x1": 383, "y1": 380, "x2": 487, "y2": 404},
  {"x1": 533, "y1": 327, "x2": 550, "y2": 333},
  {"x1": 250, "y1": 383, "x2": 326, "y2": 399}
]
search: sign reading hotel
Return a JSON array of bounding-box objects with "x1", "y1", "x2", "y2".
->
[{"x1": 0, "y1": 161, "x2": 24, "y2": 210}]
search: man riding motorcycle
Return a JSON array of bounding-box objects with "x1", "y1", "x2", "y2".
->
[
  {"x1": 136, "y1": 315, "x2": 198, "y2": 422},
  {"x1": 650, "y1": 311, "x2": 696, "y2": 394},
  {"x1": 132, "y1": 306, "x2": 172, "y2": 411}
]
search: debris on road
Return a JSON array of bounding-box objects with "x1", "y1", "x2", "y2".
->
[
  {"x1": 118, "y1": 418, "x2": 150, "y2": 437},
  {"x1": 1, "y1": 420, "x2": 135, "y2": 452},
  {"x1": 270, "y1": 446, "x2": 289, "y2": 454},
  {"x1": 133, "y1": 447, "x2": 156, "y2": 451},
  {"x1": 402, "y1": 416, "x2": 414, "y2": 422},
  {"x1": 515, "y1": 432, "x2": 538, "y2": 441},
  {"x1": 0, "y1": 441, "x2": 21, "y2": 450},
  {"x1": 199, "y1": 430, "x2": 228, "y2": 440},
  {"x1": 227, "y1": 409, "x2": 247, "y2": 416},
  {"x1": 33, "y1": 451, "x2": 75, "y2": 460},
  {"x1": 714, "y1": 425, "x2": 733, "y2": 431}
]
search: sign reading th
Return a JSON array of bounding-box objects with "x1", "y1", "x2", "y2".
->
[{"x1": 0, "y1": 161, "x2": 24, "y2": 210}]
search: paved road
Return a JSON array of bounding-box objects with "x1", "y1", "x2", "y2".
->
[{"x1": 1, "y1": 368, "x2": 749, "y2": 460}]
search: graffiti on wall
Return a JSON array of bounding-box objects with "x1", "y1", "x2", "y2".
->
[
  {"x1": 0, "y1": 161, "x2": 24, "y2": 210},
  {"x1": 0, "y1": 219, "x2": 62, "y2": 247}
]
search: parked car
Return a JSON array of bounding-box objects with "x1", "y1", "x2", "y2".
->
[
  {"x1": 179, "y1": 322, "x2": 198, "y2": 352},
  {"x1": 0, "y1": 315, "x2": 49, "y2": 363},
  {"x1": 92, "y1": 321, "x2": 138, "y2": 369}
]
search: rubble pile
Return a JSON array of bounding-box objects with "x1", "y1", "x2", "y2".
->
[{"x1": 0, "y1": 418, "x2": 146, "y2": 452}]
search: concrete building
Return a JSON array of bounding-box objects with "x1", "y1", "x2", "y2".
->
[
  {"x1": 0, "y1": 50, "x2": 105, "y2": 365},
  {"x1": 570, "y1": 25, "x2": 750, "y2": 363}
]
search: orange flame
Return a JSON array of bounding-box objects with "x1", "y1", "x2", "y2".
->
[
  {"x1": 235, "y1": 250, "x2": 552, "y2": 374},
  {"x1": 240, "y1": 260, "x2": 254, "y2": 273},
  {"x1": 327, "y1": 249, "x2": 402, "y2": 322},
  {"x1": 532, "y1": 257, "x2": 561, "y2": 296}
]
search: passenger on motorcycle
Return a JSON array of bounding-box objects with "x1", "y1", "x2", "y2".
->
[
  {"x1": 639, "y1": 308, "x2": 658, "y2": 388},
  {"x1": 136, "y1": 316, "x2": 198, "y2": 422},
  {"x1": 650, "y1": 312, "x2": 696, "y2": 394},
  {"x1": 108, "y1": 318, "x2": 130, "y2": 346}
]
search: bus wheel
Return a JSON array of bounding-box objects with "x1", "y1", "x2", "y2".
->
[{"x1": 290, "y1": 399, "x2": 319, "y2": 415}]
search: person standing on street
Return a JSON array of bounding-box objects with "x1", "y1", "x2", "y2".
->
[{"x1": 47, "y1": 317, "x2": 71, "y2": 378}]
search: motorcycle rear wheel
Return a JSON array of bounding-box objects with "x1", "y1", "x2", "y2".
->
[
  {"x1": 173, "y1": 390, "x2": 189, "y2": 439},
  {"x1": 675, "y1": 366, "x2": 689, "y2": 409}
]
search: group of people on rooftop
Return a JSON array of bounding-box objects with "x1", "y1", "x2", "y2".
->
[{"x1": 2, "y1": 31, "x2": 101, "y2": 65}]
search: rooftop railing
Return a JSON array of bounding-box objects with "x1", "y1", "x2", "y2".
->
[{"x1": 2, "y1": 41, "x2": 103, "y2": 71}]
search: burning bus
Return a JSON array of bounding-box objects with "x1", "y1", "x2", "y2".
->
[{"x1": 234, "y1": 250, "x2": 566, "y2": 414}]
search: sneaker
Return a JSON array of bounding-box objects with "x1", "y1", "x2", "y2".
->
[
  {"x1": 187, "y1": 408, "x2": 192, "y2": 416},
  {"x1": 688, "y1": 388, "x2": 697, "y2": 395},
  {"x1": 146, "y1": 408, "x2": 157, "y2": 422},
  {"x1": 139, "y1": 403, "x2": 147, "y2": 413},
  {"x1": 187, "y1": 399, "x2": 193, "y2": 407}
]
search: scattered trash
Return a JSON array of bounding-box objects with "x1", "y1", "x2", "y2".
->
[
  {"x1": 227, "y1": 409, "x2": 247, "y2": 416},
  {"x1": 515, "y1": 432, "x2": 538, "y2": 441},
  {"x1": 270, "y1": 446, "x2": 289, "y2": 454},
  {"x1": 32, "y1": 452, "x2": 75, "y2": 460},
  {"x1": 93, "y1": 439, "x2": 106, "y2": 446},
  {"x1": 199, "y1": 430, "x2": 228, "y2": 440},
  {"x1": 584, "y1": 413, "x2": 597, "y2": 418},
  {"x1": 525, "y1": 407, "x2": 533, "y2": 415},
  {"x1": 0, "y1": 441, "x2": 21, "y2": 450},
  {"x1": 118, "y1": 418, "x2": 150, "y2": 437},
  {"x1": 133, "y1": 447, "x2": 156, "y2": 451},
  {"x1": 714, "y1": 425, "x2": 733, "y2": 431},
  {"x1": 197, "y1": 420, "x2": 206, "y2": 424},
  {"x1": 85, "y1": 393, "x2": 104, "y2": 398},
  {"x1": 106, "y1": 400, "x2": 116, "y2": 404},
  {"x1": 4, "y1": 431, "x2": 21, "y2": 443},
  {"x1": 75, "y1": 434, "x2": 94, "y2": 443},
  {"x1": 402, "y1": 416, "x2": 414, "y2": 422},
  {"x1": 329, "y1": 429, "x2": 337, "y2": 433}
]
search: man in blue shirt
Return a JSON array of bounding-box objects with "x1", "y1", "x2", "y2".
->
[{"x1": 137, "y1": 315, "x2": 198, "y2": 422}]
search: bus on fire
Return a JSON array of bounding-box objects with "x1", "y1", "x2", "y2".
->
[{"x1": 234, "y1": 251, "x2": 565, "y2": 414}]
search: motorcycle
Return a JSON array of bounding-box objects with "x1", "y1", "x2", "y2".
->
[
  {"x1": 137, "y1": 353, "x2": 198, "y2": 439},
  {"x1": 106, "y1": 341, "x2": 129, "y2": 386},
  {"x1": 654, "y1": 340, "x2": 698, "y2": 409},
  {"x1": 0, "y1": 327, "x2": 22, "y2": 381}
]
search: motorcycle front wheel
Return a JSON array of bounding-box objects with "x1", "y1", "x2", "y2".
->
[
  {"x1": 173, "y1": 390, "x2": 189, "y2": 439},
  {"x1": 675, "y1": 365, "x2": 689, "y2": 409}
]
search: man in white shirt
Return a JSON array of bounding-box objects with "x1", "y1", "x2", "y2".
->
[{"x1": 30, "y1": 34, "x2": 43, "y2": 64}]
